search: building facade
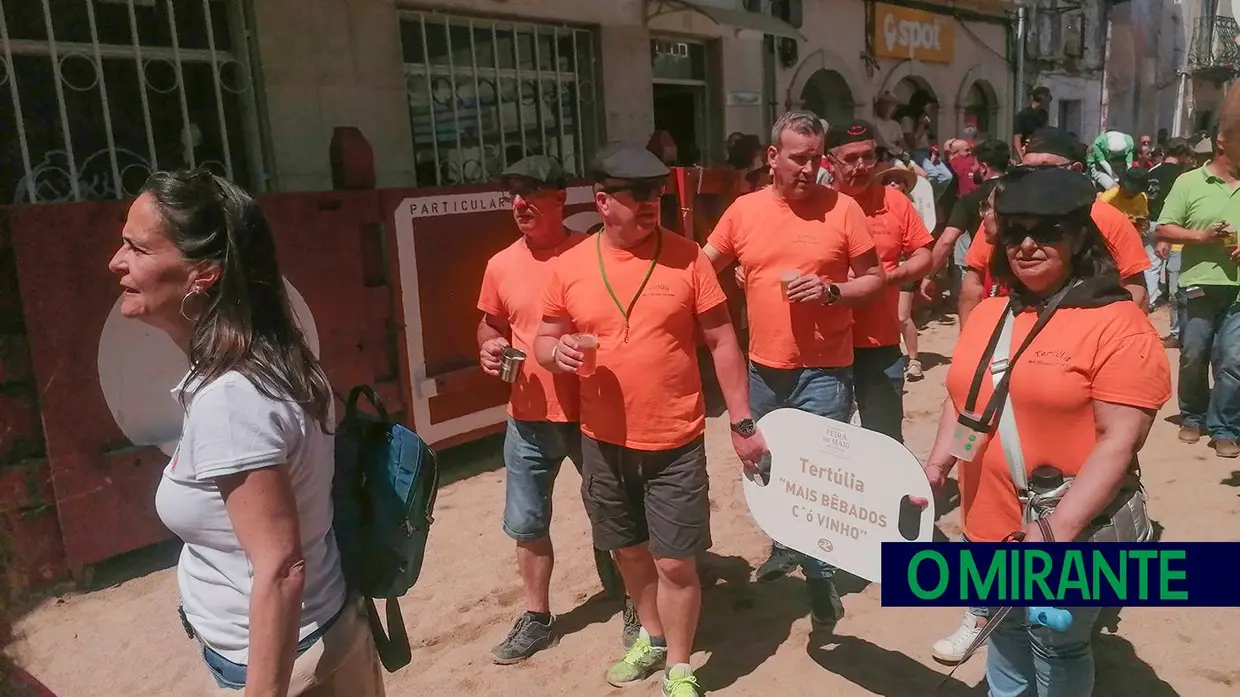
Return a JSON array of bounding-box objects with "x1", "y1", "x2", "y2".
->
[
  {"x1": 782, "y1": 0, "x2": 1015, "y2": 141},
  {"x1": 0, "y1": 0, "x2": 1020, "y2": 206}
]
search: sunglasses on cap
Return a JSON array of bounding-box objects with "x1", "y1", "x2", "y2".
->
[
  {"x1": 601, "y1": 180, "x2": 665, "y2": 202},
  {"x1": 998, "y1": 219, "x2": 1075, "y2": 247}
]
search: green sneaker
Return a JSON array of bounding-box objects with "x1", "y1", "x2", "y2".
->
[
  {"x1": 605, "y1": 628, "x2": 667, "y2": 687},
  {"x1": 662, "y1": 663, "x2": 700, "y2": 697}
]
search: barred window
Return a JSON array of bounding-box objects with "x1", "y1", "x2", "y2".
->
[
  {"x1": 0, "y1": 0, "x2": 261, "y2": 204},
  {"x1": 399, "y1": 11, "x2": 600, "y2": 187}
]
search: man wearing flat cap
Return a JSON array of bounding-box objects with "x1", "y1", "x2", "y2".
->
[
  {"x1": 826, "y1": 119, "x2": 933, "y2": 443},
  {"x1": 478, "y1": 155, "x2": 620, "y2": 664},
  {"x1": 535, "y1": 142, "x2": 767, "y2": 696},
  {"x1": 957, "y1": 127, "x2": 1150, "y2": 326},
  {"x1": 703, "y1": 111, "x2": 886, "y2": 630}
]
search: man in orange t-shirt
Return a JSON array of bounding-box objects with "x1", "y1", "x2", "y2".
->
[
  {"x1": 829, "y1": 120, "x2": 933, "y2": 443},
  {"x1": 535, "y1": 143, "x2": 767, "y2": 695},
  {"x1": 957, "y1": 127, "x2": 1150, "y2": 326},
  {"x1": 703, "y1": 112, "x2": 885, "y2": 630},
  {"x1": 477, "y1": 156, "x2": 602, "y2": 664}
]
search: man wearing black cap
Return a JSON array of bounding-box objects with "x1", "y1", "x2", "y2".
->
[
  {"x1": 826, "y1": 118, "x2": 933, "y2": 443},
  {"x1": 702, "y1": 110, "x2": 886, "y2": 630},
  {"x1": 957, "y1": 127, "x2": 1150, "y2": 326},
  {"x1": 1012, "y1": 86, "x2": 1051, "y2": 158},
  {"x1": 534, "y1": 142, "x2": 767, "y2": 696},
  {"x1": 478, "y1": 155, "x2": 622, "y2": 664}
]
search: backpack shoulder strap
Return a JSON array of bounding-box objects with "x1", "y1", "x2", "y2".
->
[{"x1": 990, "y1": 309, "x2": 1029, "y2": 497}]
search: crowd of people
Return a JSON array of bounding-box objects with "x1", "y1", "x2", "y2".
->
[{"x1": 5, "y1": 83, "x2": 1239, "y2": 697}]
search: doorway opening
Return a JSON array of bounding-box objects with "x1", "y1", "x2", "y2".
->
[
  {"x1": 963, "y1": 80, "x2": 998, "y2": 137},
  {"x1": 653, "y1": 84, "x2": 707, "y2": 165},
  {"x1": 799, "y1": 69, "x2": 855, "y2": 128},
  {"x1": 651, "y1": 38, "x2": 716, "y2": 165},
  {"x1": 892, "y1": 77, "x2": 940, "y2": 150}
]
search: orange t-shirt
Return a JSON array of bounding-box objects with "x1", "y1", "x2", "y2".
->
[
  {"x1": 945, "y1": 297, "x2": 1170, "y2": 542},
  {"x1": 850, "y1": 186, "x2": 934, "y2": 348},
  {"x1": 964, "y1": 200, "x2": 1151, "y2": 279},
  {"x1": 478, "y1": 232, "x2": 587, "y2": 423},
  {"x1": 706, "y1": 186, "x2": 876, "y2": 368},
  {"x1": 541, "y1": 229, "x2": 727, "y2": 451}
]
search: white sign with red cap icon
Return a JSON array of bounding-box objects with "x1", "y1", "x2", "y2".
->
[{"x1": 742, "y1": 408, "x2": 936, "y2": 583}]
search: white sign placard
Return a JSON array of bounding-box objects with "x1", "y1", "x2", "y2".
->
[{"x1": 743, "y1": 408, "x2": 936, "y2": 583}]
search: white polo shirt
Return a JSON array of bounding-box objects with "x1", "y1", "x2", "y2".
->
[{"x1": 154, "y1": 370, "x2": 346, "y2": 664}]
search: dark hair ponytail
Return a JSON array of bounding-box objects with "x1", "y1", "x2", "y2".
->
[{"x1": 141, "y1": 169, "x2": 332, "y2": 428}]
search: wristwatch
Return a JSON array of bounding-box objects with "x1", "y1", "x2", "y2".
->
[
  {"x1": 730, "y1": 418, "x2": 757, "y2": 437},
  {"x1": 823, "y1": 283, "x2": 842, "y2": 305}
]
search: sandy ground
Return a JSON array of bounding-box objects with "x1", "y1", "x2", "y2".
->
[{"x1": 8, "y1": 307, "x2": 1240, "y2": 697}]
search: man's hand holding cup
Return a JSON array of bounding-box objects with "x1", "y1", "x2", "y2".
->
[
  {"x1": 479, "y1": 337, "x2": 510, "y2": 377},
  {"x1": 551, "y1": 333, "x2": 584, "y2": 373}
]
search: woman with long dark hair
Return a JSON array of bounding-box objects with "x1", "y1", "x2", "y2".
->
[
  {"x1": 921, "y1": 167, "x2": 1168, "y2": 694},
  {"x1": 107, "y1": 170, "x2": 384, "y2": 696}
]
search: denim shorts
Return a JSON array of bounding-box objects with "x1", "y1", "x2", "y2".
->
[
  {"x1": 502, "y1": 419, "x2": 583, "y2": 541},
  {"x1": 202, "y1": 601, "x2": 344, "y2": 689}
]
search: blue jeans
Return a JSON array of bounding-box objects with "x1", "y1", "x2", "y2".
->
[
  {"x1": 1167, "y1": 249, "x2": 1183, "y2": 339},
  {"x1": 749, "y1": 361, "x2": 853, "y2": 580},
  {"x1": 986, "y1": 606, "x2": 1102, "y2": 697},
  {"x1": 1178, "y1": 286, "x2": 1240, "y2": 441},
  {"x1": 914, "y1": 149, "x2": 954, "y2": 199},
  {"x1": 853, "y1": 345, "x2": 906, "y2": 443},
  {"x1": 1143, "y1": 241, "x2": 1162, "y2": 310},
  {"x1": 502, "y1": 419, "x2": 583, "y2": 540}
]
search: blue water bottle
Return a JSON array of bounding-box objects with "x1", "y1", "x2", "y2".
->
[{"x1": 1027, "y1": 606, "x2": 1072, "y2": 632}]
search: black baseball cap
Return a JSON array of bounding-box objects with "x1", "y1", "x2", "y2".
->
[
  {"x1": 1024, "y1": 127, "x2": 1083, "y2": 163},
  {"x1": 996, "y1": 167, "x2": 1095, "y2": 217},
  {"x1": 825, "y1": 119, "x2": 876, "y2": 150},
  {"x1": 501, "y1": 155, "x2": 566, "y2": 189},
  {"x1": 1121, "y1": 167, "x2": 1150, "y2": 189},
  {"x1": 589, "y1": 142, "x2": 670, "y2": 182}
]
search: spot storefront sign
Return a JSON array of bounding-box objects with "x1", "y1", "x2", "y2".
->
[
  {"x1": 742, "y1": 409, "x2": 936, "y2": 583},
  {"x1": 873, "y1": 3, "x2": 955, "y2": 64}
]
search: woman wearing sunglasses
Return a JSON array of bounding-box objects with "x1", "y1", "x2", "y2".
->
[{"x1": 921, "y1": 167, "x2": 1169, "y2": 696}]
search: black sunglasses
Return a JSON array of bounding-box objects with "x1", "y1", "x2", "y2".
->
[
  {"x1": 998, "y1": 219, "x2": 1074, "y2": 247},
  {"x1": 602, "y1": 180, "x2": 665, "y2": 202}
]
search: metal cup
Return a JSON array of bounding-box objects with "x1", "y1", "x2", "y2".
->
[{"x1": 499, "y1": 347, "x2": 526, "y2": 383}]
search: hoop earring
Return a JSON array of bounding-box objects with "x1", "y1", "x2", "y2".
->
[{"x1": 180, "y1": 288, "x2": 205, "y2": 322}]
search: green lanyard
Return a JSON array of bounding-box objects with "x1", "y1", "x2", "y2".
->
[{"x1": 596, "y1": 230, "x2": 662, "y2": 343}]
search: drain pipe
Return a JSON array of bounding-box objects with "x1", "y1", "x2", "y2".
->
[{"x1": 1014, "y1": 3, "x2": 1027, "y2": 120}]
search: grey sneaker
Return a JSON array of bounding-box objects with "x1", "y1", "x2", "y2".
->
[
  {"x1": 491, "y1": 612, "x2": 557, "y2": 664},
  {"x1": 622, "y1": 597, "x2": 641, "y2": 648},
  {"x1": 755, "y1": 543, "x2": 798, "y2": 582}
]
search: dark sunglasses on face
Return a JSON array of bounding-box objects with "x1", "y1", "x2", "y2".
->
[
  {"x1": 998, "y1": 220, "x2": 1073, "y2": 247},
  {"x1": 602, "y1": 181, "x2": 665, "y2": 202}
]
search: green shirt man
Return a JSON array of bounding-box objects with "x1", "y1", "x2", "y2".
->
[{"x1": 1157, "y1": 163, "x2": 1240, "y2": 290}]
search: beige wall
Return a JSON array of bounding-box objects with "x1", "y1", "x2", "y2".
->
[
  {"x1": 251, "y1": 0, "x2": 769, "y2": 192},
  {"x1": 778, "y1": 1, "x2": 1012, "y2": 140}
]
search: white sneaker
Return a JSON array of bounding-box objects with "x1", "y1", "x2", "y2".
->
[
  {"x1": 906, "y1": 359, "x2": 924, "y2": 381},
  {"x1": 931, "y1": 611, "x2": 984, "y2": 665}
]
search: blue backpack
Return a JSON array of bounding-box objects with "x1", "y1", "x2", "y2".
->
[{"x1": 333, "y1": 385, "x2": 439, "y2": 672}]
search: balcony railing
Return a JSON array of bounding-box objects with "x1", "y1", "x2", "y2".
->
[{"x1": 1188, "y1": 15, "x2": 1240, "y2": 78}]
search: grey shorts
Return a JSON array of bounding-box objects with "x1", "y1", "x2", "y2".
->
[{"x1": 580, "y1": 434, "x2": 711, "y2": 559}]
